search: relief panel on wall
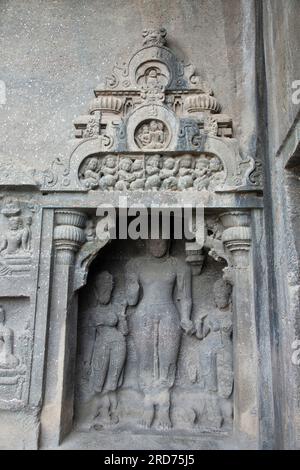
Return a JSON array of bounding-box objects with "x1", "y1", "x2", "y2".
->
[
  {"x1": 0, "y1": 198, "x2": 34, "y2": 277},
  {"x1": 0, "y1": 298, "x2": 32, "y2": 409},
  {"x1": 78, "y1": 153, "x2": 225, "y2": 192},
  {"x1": 75, "y1": 239, "x2": 233, "y2": 435},
  {"x1": 37, "y1": 28, "x2": 262, "y2": 194}
]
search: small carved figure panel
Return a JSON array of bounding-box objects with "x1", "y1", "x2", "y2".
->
[
  {"x1": 135, "y1": 120, "x2": 169, "y2": 150},
  {"x1": 42, "y1": 29, "x2": 260, "y2": 192},
  {"x1": 0, "y1": 305, "x2": 19, "y2": 370},
  {"x1": 0, "y1": 198, "x2": 34, "y2": 276},
  {"x1": 78, "y1": 153, "x2": 225, "y2": 192},
  {"x1": 75, "y1": 239, "x2": 233, "y2": 434},
  {"x1": 0, "y1": 299, "x2": 32, "y2": 408}
]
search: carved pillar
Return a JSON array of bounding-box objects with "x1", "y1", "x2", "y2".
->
[
  {"x1": 220, "y1": 211, "x2": 259, "y2": 446},
  {"x1": 40, "y1": 210, "x2": 87, "y2": 448}
]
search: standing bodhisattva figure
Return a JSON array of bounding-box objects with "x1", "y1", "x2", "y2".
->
[{"x1": 126, "y1": 239, "x2": 194, "y2": 430}]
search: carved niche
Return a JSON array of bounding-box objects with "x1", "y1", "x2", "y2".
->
[
  {"x1": 75, "y1": 237, "x2": 233, "y2": 434},
  {"x1": 0, "y1": 300, "x2": 32, "y2": 408},
  {"x1": 38, "y1": 29, "x2": 261, "y2": 194}
]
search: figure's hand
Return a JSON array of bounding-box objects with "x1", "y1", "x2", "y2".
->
[
  {"x1": 180, "y1": 319, "x2": 195, "y2": 336},
  {"x1": 195, "y1": 317, "x2": 210, "y2": 340}
]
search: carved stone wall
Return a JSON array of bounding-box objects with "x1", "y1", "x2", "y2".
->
[
  {"x1": 0, "y1": 23, "x2": 263, "y2": 450},
  {"x1": 260, "y1": 0, "x2": 300, "y2": 450},
  {"x1": 0, "y1": 0, "x2": 298, "y2": 451}
]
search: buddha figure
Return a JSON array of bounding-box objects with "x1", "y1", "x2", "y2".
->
[{"x1": 0, "y1": 215, "x2": 31, "y2": 256}]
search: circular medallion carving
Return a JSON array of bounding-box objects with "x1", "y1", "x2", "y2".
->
[
  {"x1": 135, "y1": 62, "x2": 170, "y2": 89},
  {"x1": 134, "y1": 119, "x2": 170, "y2": 150}
]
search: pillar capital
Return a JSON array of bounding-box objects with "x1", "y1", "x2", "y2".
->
[
  {"x1": 220, "y1": 211, "x2": 251, "y2": 269},
  {"x1": 54, "y1": 210, "x2": 87, "y2": 264}
]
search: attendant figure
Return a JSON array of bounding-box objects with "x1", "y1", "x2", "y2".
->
[
  {"x1": 90, "y1": 271, "x2": 128, "y2": 428},
  {"x1": 0, "y1": 305, "x2": 19, "y2": 370}
]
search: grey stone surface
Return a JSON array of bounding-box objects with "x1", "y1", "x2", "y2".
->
[{"x1": 0, "y1": 0, "x2": 299, "y2": 451}]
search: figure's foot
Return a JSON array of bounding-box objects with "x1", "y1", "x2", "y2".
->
[
  {"x1": 206, "y1": 412, "x2": 223, "y2": 429},
  {"x1": 157, "y1": 415, "x2": 172, "y2": 431},
  {"x1": 92, "y1": 415, "x2": 111, "y2": 430},
  {"x1": 139, "y1": 418, "x2": 152, "y2": 429},
  {"x1": 139, "y1": 408, "x2": 154, "y2": 429},
  {"x1": 109, "y1": 413, "x2": 119, "y2": 425},
  {"x1": 208, "y1": 417, "x2": 223, "y2": 429},
  {"x1": 93, "y1": 422, "x2": 104, "y2": 431}
]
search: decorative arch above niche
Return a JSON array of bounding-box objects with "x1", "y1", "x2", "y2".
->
[{"x1": 38, "y1": 28, "x2": 262, "y2": 195}]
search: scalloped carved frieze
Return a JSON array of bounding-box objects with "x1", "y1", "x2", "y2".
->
[{"x1": 78, "y1": 153, "x2": 226, "y2": 192}]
